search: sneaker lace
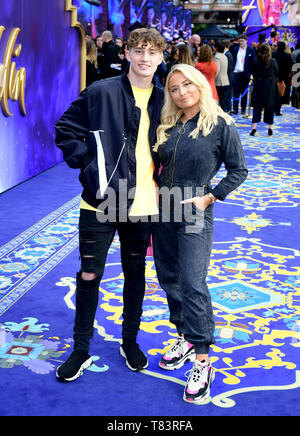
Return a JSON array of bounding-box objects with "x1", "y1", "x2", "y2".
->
[
  {"x1": 166, "y1": 338, "x2": 184, "y2": 357},
  {"x1": 185, "y1": 363, "x2": 207, "y2": 386}
]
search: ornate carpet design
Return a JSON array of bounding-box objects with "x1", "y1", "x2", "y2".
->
[{"x1": 0, "y1": 196, "x2": 81, "y2": 316}]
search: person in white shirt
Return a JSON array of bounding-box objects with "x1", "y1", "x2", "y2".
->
[{"x1": 231, "y1": 35, "x2": 256, "y2": 114}]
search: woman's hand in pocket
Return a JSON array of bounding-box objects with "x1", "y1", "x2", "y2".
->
[{"x1": 180, "y1": 194, "x2": 214, "y2": 211}]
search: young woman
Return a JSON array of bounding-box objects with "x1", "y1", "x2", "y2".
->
[
  {"x1": 166, "y1": 42, "x2": 194, "y2": 74},
  {"x1": 195, "y1": 44, "x2": 218, "y2": 102},
  {"x1": 152, "y1": 64, "x2": 248, "y2": 404},
  {"x1": 86, "y1": 39, "x2": 101, "y2": 87},
  {"x1": 250, "y1": 43, "x2": 279, "y2": 136}
]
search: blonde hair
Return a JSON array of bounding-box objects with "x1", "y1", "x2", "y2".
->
[
  {"x1": 86, "y1": 39, "x2": 98, "y2": 67},
  {"x1": 175, "y1": 43, "x2": 194, "y2": 66},
  {"x1": 155, "y1": 64, "x2": 232, "y2": 149}
]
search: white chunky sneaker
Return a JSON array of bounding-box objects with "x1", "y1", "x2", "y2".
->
[
  {"x1": 183, "y1": 359, "x2": 215, "y2": 404},
  {"x1": 159, "y1": 336, "x2": 196, "y2": 370}
]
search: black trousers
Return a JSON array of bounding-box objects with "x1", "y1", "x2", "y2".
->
[
  {"x1": 252, "y1": 106, "x2": 274, "y2": 125},
  {"x1": 216, "y1": 85, "x2": 231, "y2": 113},
  {"x1": 233, "y1": 72, "x2": 250, "y2": 113},
  {"x1": 73, "y1": 209, "x2": 152, "y2": 352}
]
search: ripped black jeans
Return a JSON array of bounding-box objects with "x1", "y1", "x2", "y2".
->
[{"x1": 74, "y1": 209, "x2": 151, "y2": 352}]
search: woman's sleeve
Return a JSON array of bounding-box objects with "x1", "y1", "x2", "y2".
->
[{"x1": 211, "y1": 121, "x2": 248, "y2": 201}]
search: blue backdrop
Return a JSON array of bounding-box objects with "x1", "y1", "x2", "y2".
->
[{"x1": 0, "y1": 0, "x2": 81, "y2": 193}]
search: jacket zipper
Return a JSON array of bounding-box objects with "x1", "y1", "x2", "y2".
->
[{"x1": 170, "y1": 126, "x2": 185, "y2": 188}]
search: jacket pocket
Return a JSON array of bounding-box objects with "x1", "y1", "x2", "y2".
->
[{"x1": 80, "y1": 156, "x2": 99, "y2": 196}]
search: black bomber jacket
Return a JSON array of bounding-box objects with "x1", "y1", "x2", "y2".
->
[{"x1": 55, "y1": 71, "x2": 164, "y2": 212}]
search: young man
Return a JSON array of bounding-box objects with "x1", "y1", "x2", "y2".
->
[
  {"x1": 100, "y1": 30, "x2": 121, "y2": 78},
  {"x1": 55, "y1": 28, "x2": 166, "y2": 382},
  {"x1": 231, "y1": 35, "x2": 255, "y2": 115}
]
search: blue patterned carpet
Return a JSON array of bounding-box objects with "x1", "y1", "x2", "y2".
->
[{"x1": 0, "y1": 105, "x2": 299, "y2": 417}]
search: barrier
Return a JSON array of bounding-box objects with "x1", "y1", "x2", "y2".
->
[{"x1": 231, "y1": 76, "x2": 254, "y2": 118}]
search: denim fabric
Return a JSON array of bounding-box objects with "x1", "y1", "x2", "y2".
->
[
  {"x1": 152, "y1": 200, "x2": 215, "y2": 354},
  {"x1": 157, "y1": 115, "x2": 248, "y2": 202},
  {"x1": 73, "y1": 209, "x2": 152, "y2": 351},
  {"x1": 153, "y1": 115, "x2": 247, "y2": 354}
]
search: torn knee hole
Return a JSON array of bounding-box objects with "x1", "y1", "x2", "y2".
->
[{"x1": 81, "y1": 271, "x2": 97, "y2": 280}]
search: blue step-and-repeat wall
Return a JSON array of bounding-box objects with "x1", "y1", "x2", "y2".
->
[{"x1": 0, "y1": 0, "x2": 83, "y2": 193}]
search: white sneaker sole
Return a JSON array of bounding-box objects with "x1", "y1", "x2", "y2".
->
[
  {"x1": 159, "y1": 352, "x2": 196, "y2": 371},
  {"x1": 56, "y1": 356, "x2": 93, "y2": 382},
  {"x1": 120, "y1": 346, "x2": 148, "y2": 372}
]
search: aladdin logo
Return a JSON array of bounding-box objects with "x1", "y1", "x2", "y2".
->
[{"x1": 0, "y1": 26, "x2": 26, "y2": 117}]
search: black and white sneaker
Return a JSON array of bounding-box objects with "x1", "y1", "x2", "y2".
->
[
  {"x1": 56, "y1": 351, "x2": 93, "y2": 382},
  {"x1": 159, "y1": 337, "x2": 196, "y2": 370},
  {"x1": 120, "y1": 341, "x2": 148, "y2": 371},
  {"x1": 183, "y1": 359, "x2": 215, "y2": 404}
]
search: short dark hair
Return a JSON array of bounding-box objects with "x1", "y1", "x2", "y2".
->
[
  {"x1": 277, "y1": 41, "x2": 286, "y2": 51},
  {"x1": 222, "y1": 39, "x2": 231, "y2": 49},
  {"x1": 215, "y1": 40, "x2": 225, "y2": 53},
  {"x1": 127, "y1": 28, "x2": 167, "y2": 52}
]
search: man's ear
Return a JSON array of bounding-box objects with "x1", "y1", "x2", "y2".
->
[{"x1": 125, "y1": 48, "x2": 131, "y2": 62}]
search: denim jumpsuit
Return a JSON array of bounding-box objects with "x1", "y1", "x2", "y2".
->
[{"x1": 152, "y1": 114, "x2": 248, "y2": 354}]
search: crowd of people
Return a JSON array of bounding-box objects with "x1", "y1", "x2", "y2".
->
[
  {"x1": 86, "y1": 29, "x2": 300, "y2": 135},
  {"x1": 54, "y1": 26, "x2": 298, "y2": 406}
]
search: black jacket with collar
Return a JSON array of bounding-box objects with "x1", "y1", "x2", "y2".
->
[
  {"x1": 100, "y1": 40, "x2": 121, "y2": 79},
  {"x1": 231, "y1": 45, "x2": 256, "y2": 78},
  {"x1": 55, "y1": 72, "x2": 164, "y2": 212}
]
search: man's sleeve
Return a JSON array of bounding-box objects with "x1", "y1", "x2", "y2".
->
[{"x1": 55, "y1": 88, "x2": 94, "y2": 170}]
